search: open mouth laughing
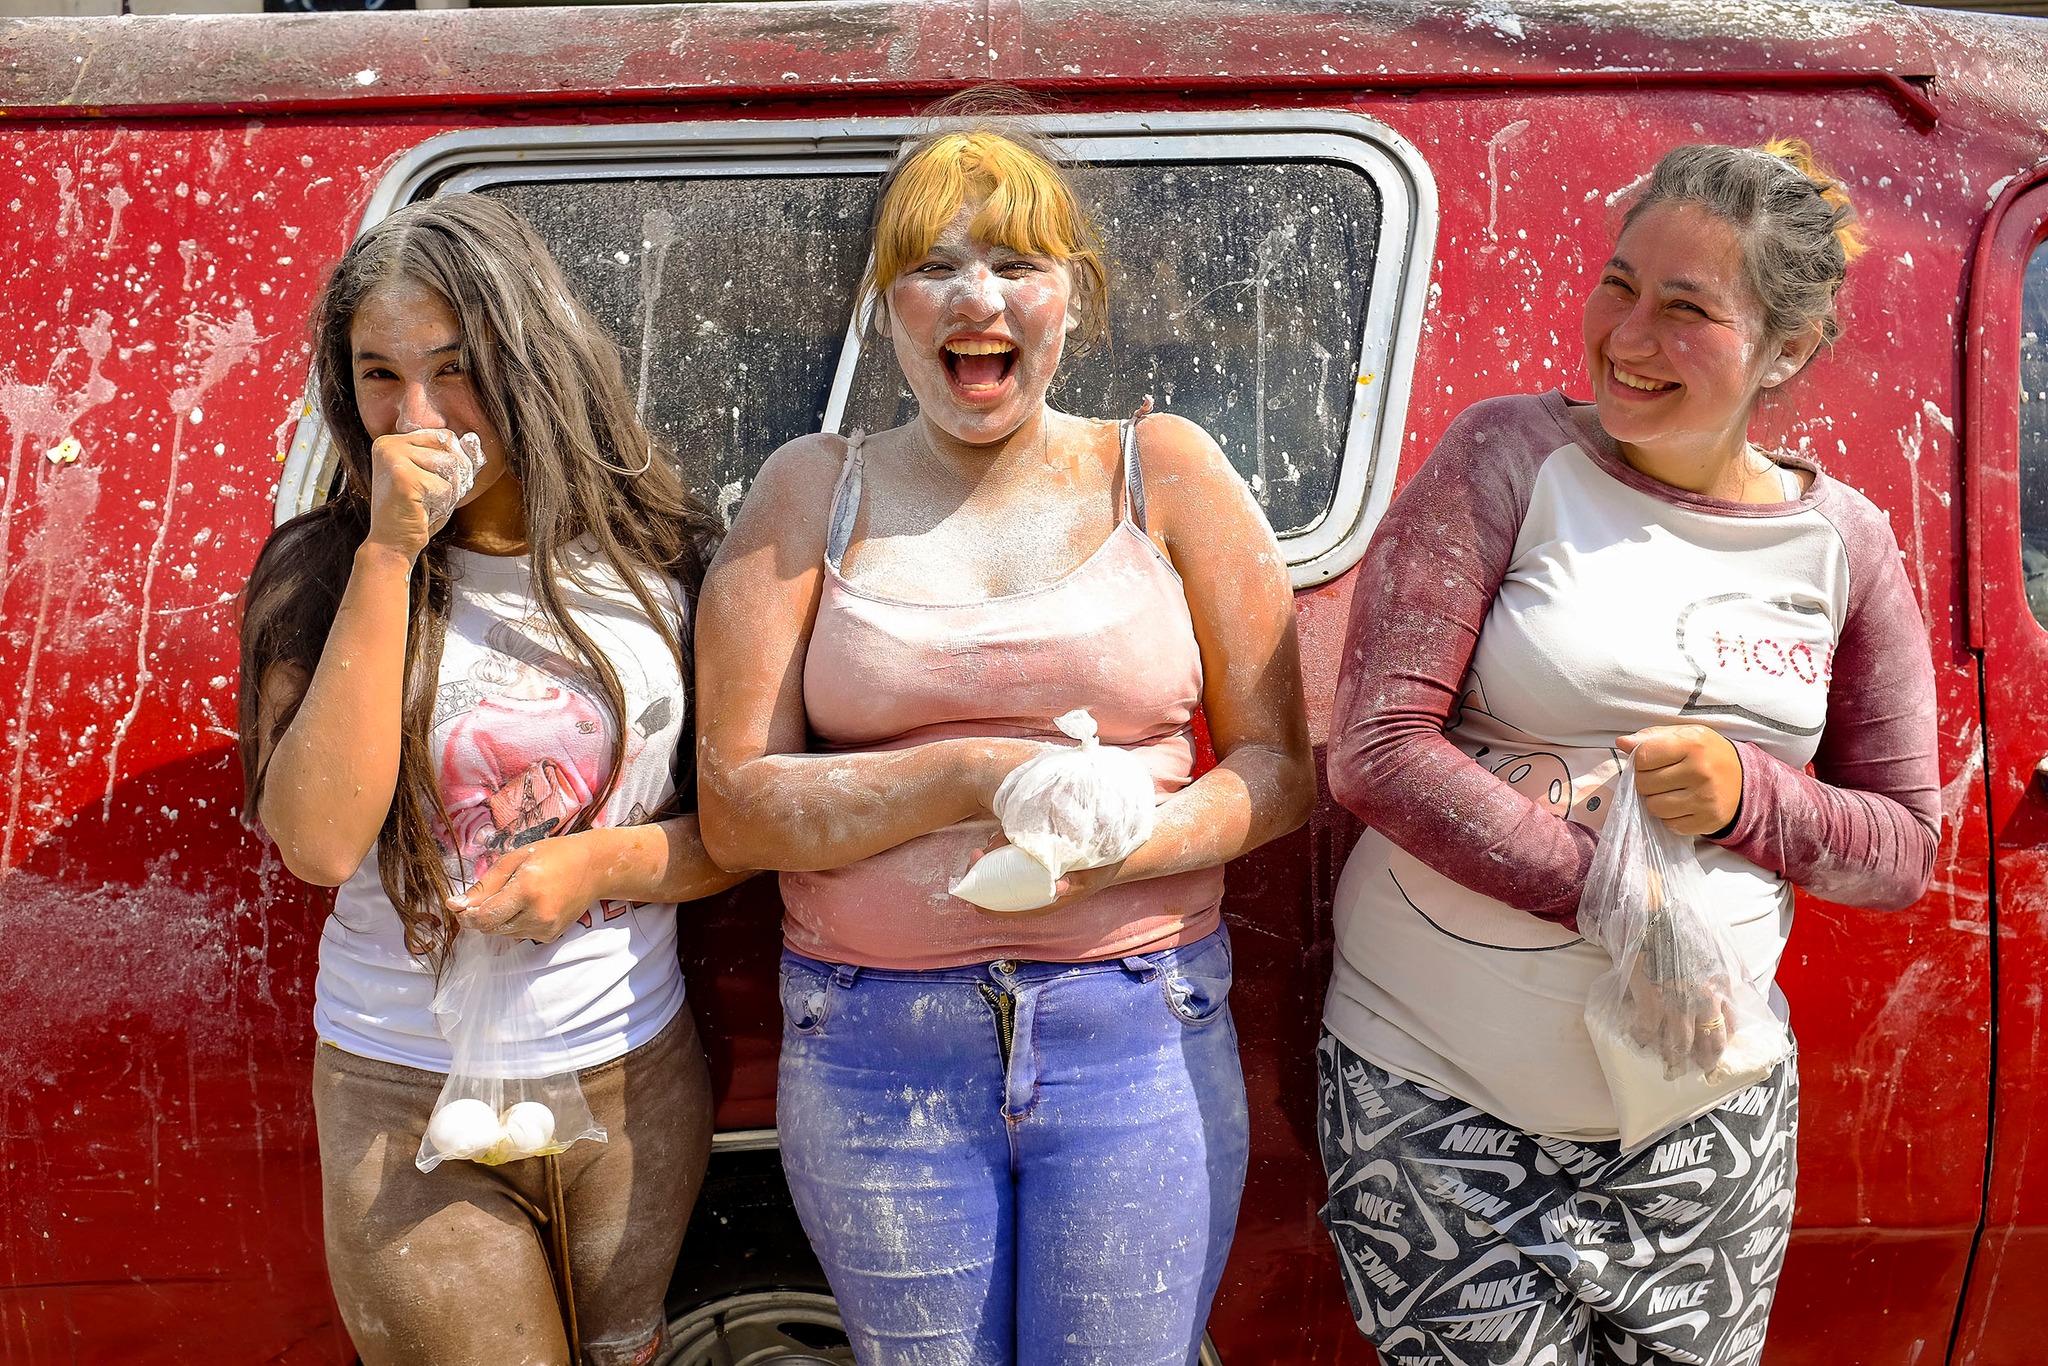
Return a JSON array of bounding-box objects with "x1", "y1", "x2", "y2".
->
[{"x1": 942, "y1": 336, "x2": 1019, "y2": 397}]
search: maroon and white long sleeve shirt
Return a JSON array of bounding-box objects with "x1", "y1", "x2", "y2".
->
[{"x1": 1324, "y1": 391, "x2": 1940, "y2": 1140}]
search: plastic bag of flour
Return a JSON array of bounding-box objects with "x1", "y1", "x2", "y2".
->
[
  {"x1": 950, "y1": 709, "x2": 1157, "y2": 913},
  {"x1": 1579, "y1": 762, "x2": 1791, "y2": 1150},
  {"x1": 416, "y1": 931, "x2": 605, "y2": 1172},
  {"x1": 400, "y1": 423, "x2": 487, "y2": 531}
]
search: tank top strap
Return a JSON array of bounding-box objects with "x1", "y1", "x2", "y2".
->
[
  {"x1": 1777, "y1": 464, "x2": 1802, "y2": 500},
  {"x1": 823, "y1": 430, "x2": 867, "y2": 574},
  {"x1": 1120, "y1": 399, "x2": 1155, "y2": 532}
]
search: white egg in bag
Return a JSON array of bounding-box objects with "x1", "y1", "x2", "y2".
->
[
  {"x1": 500, "y1": 1100, "x2": 558, "y2": 1157},
  {"x1": 950, "y1": 709, "x2": 1156, "y2": 913},
  {"x1": 416, "y1": 932, "x2": 606, "y2": 1172},
  {"x1": 423, "y1": 1097, "x2": 503, "y2": 1161}
]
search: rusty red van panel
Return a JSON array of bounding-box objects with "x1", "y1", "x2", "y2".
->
[
  {"x1": 0, "y1": 3, "x2": 2041, "y2": 1363},
  {"x1": 0, "y1": 1, "x2": 1940, "y2": 119}
]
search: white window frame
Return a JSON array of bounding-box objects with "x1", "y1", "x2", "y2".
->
[{"x1": 276, "y1": 111, "x2": 1437, "y2": 587}]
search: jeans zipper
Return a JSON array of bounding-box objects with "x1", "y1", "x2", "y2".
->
[{"x1": 978, "y1": 983, "x2": 1016, "y2": 1066}]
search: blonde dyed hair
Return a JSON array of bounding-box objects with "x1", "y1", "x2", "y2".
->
[{"x1": 862, "y1": 124, "x2": 1110, "y2": 349}]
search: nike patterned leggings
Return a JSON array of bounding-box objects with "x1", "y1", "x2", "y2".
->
[{"x1": 1314, "y1": 1031, "x2": 1797, "y2": 1366}]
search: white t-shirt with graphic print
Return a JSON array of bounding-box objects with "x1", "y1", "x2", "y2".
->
[{"x1": 314, "y1": 542, "x2": 690, "y2": 1074}]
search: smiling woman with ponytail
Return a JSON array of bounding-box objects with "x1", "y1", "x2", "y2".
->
[
  {"x1": 1315, "y1": 139, "x2": 1937, "y2": 1366},
  {"x1": 238, "y1": 192, "x2": 745, "y2": 1366}
]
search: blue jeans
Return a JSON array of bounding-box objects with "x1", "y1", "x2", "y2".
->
[{"x1": 777, "y1": 926, "x2": 1250, "y2": 1366}]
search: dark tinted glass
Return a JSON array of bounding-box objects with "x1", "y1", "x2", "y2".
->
[
  {"x1": 843, "y1": 159, "x2": 1381, "y2": 537},
  {"x1": 485, "y1": 175, "x2": 879, "y2": 523},
  {"x1": 485, "y1": 157, "x2": 1381, "y2": 540},
  {"x1": 2021, "y1": 242, "x2": 2048, "y2": 624}
]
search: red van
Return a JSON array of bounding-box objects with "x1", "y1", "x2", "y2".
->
[{"x1": 4, "y1": 2, "x2": 2047, "y2": 1361}]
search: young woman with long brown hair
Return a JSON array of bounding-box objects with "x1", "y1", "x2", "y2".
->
[{"x1": 238, "y1": 193, "x2": 743, "y2": 1366}]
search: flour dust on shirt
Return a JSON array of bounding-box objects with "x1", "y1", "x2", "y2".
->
[{"x1": 1326, "y1": 392, "x2": 1940, "y2": 1142}]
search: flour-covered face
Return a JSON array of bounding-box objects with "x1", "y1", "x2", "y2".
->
[
  {"x1": 350, "y1": 280, "x2": 509, "y2": 509},
  {"x1": 883, "y1": 205, "x2": 1078, "y2": 445}
]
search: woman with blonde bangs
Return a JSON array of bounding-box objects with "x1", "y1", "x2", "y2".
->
[{"x1": 696, "y1": 109, "x2": 1315, "y2": 1364}]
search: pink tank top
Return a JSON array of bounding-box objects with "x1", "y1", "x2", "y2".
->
[{"x1": 782, "y1": 419, "x2": 1225, "y2": 969}]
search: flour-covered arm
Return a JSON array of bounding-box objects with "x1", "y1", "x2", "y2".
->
[{"x1": 1327, "y1": 397, "x2": 1595, "y2": 926}]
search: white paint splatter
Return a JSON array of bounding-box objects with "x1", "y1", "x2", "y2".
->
[
  {"x1": 1485, "y1": 120, "x2": 1531, "y2": 250},
  {"x1": 0, "y1": 310, "x2": 116, "y2": 602},
  {"x1": 1463, "y1": 1, "x2": 1525, "y2": 40},
  {"x1": 102, "y1": 309, "x2": 265, "y2": 818},
  {"x1": 716, "y1": 479, "x2": 745, "y2": 528},
  {"x1": 51, "y1": 164, "x2": 81, "y2": 239},
  {"x1": 1939, "y1": 721, "x2": 1985, "y2": 832},
  {"x1": 98, "y1": 183, "x2": 130, "y2": 260}
]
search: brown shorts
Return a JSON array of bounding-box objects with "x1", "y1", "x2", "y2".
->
[{"x1": 312, "y1": 1001, "x2": 713, "y2": 1366}]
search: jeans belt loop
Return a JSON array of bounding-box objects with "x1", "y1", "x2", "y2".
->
[
  {"x1": 1120, "y1": 955, "x2": 1159, "y2": 983},
  {"x1": 832, "y1": 963, "x2": 861, "y2": 988}
]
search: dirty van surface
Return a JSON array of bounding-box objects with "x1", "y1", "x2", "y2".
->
[{"x1": 4, "y1": 1, "x2": 2048, "y2": 1362}]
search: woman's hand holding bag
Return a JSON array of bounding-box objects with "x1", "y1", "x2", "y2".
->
[
  {"x1": 950, "y1": 709, "x2": 1156, "y2": 912},
  {"x1": 1579, "y1": 760, "x2": 1792, "y2": 1149}
]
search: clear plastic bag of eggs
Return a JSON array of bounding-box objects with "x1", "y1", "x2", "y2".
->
[{"x1": 415, "y1": 932, "x2": 606, "y2": 1172}]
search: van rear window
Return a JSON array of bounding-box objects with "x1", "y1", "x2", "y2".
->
[
  {"x1": 280, "y1": 114, "x2": 1432, "y2": 585},
  {"x1": 2020, "y1": 242, "x2": 2048, "y2": 624},
  {"x1": 492, "y1": 160, "x2": 1377, "y2": 541}
]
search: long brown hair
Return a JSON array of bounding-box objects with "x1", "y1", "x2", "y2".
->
[{"x1": 237, "y1": 193, "x2": 721, "y2": 969}]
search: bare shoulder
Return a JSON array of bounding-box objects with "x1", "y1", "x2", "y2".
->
[
  {"x1": 1129, "y1": 412, "x2": 1266, "y2": 534},
  {"x1": 740, "y1": 431, "x2": 851, "y2": 513},
  {"x1": 717, "y1": 431, "x2": 853, "y2": 558},
  {"x1": 1131, "y1": 411, "x2": 1228, "y2": 476}
]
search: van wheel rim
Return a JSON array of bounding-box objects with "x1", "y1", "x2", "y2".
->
[{"x1": 657, "y1": 1290, "x2": 855, "y2": 1366}]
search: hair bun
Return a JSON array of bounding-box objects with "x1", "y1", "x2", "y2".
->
[{"x1": 1761, "y1": 137, "x2": 1867, "y2": 262}]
